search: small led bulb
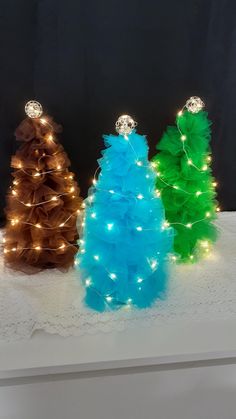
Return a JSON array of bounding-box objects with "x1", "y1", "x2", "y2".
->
[
  {"x1": 202, "y1": 164, "x2": 208, "y2": 171},
  {"x1": 106, "y1": 296, "x2": 112, "y2": 302},
  {"x1": 70, "y1": 186, "x2": 75, "y2": 192},
  {"x1": 196, "y1": 191, "x2": 202, "y2": 197},
  {"x1": 178, "y1": 110, "x2": 183, "y2": 116},
  {"x1": 109, "y1": 190, "x2": 115, "y2": 194},
  {"x1": 181, "y1": 135, "x2": 187, "y2": 141},
  {"x1": 109, "y1": 273, "x2": 117, "y2": 280},
  {"x1": 94, "y1": 255, "x2": 99, "y2": 261},
  {"x1": 137, "y1": 161, "x2": 143, "y2": 166},
  {"x1": 91, "y1": 212, "x2": 96, "y2": 218},
  {"x1": 35, "y1": 223, "x2": 41, "y2": 228},
  {"x1": 59, "y1": 223, "x2": 65, "y2": 227},
  {"x1": 57, "y1": 165, "x2": 61, "y2": 170},
  {"x1": 137, "y1": 278, "x2": 143, "y2": 283},
  {"x1": 151, "y1": 260, "x2": 157, "y2": 269},
  {"x1": 187, "y1": 159, "x2": 192, "y2": 165},
  {"x1": 51, "y1": 196, "x2": 57, "y2": 201},
  {"x1": 206, "y1": 212, "x2": 211, "y2": 217},
  {"x1": 190, "y1": 255, "x2": 194, "y2": 260},
  {"x1": 136, "y1": 226, "x2": 143, "y2": 231},
  {"x1": 26, "y1": 203, "x2": 32, "y2": 207},
  {"x1": 85, "y1": 279, "x2": 91, "y2": 287},
  {"x1": 35, "y1": 246, "x2": 41, "y2": 250},
  {"x1": 12, "y1": 190, "x2": 17, "y2": 196},
  {"x1": 186, "y1": 223, "x2": 192, "y2": 228},
  {"x1": 107, "y1": 223, "x2": 113, "y2": 230},
  {"x1": 137, "y1": 194, "x2": 144, "y2": 200},
  {"x1": 212, "y1": 182, "x2": 217, "y2": 187}
]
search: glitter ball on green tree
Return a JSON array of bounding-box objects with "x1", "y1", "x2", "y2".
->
[{"x1": 152, "y1": 97, "x2": 219, "y2": 263}]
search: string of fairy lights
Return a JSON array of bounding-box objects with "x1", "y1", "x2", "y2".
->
[
  {"x1": 4, "y1": 99, "x2": 220, "y2": 272},
  {"x1": 87, "y1": 111, "x2": 219, "y2": 237},
  {"x1": 80, "y1": 105, "x2": 219, "y2": 274},
  {"x1": 4, "y1": 106, "x2": 80, "y2": 255},
  {"x1": 3, "y1": 239, "x2": 76, "y2": 254},
  {"x1": 11, "y1": 186, "x2": 77, "y2": 206},
  {"x1": 9, "y1": 209, "x2": 80, "y2": 229},
  {"x1": 77, "y1": 107, "x2": 220, "y2": 307}
]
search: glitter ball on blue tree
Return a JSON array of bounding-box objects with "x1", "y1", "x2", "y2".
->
[{"x1": 76, "y1": 115, "x2": 173, "y2": 312}]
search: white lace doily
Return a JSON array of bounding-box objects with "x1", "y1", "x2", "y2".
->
[{"x1": 0, "y1": 212, "x2": 235, "y2": 342}]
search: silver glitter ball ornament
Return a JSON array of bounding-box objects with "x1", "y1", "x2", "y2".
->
[
  {"x1": 25, "y1": 100, "x2": 43, "y2": 119},
  {"x1": 185, "y1": 96, "x2": 205, "y2": 114},
  {"x1": 115, "y1": 115, "x2": 137, "y2": 136}
]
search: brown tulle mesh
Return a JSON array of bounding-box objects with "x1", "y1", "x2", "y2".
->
[{"x1": 4, "y1": 115, "x2": 82, "y2": 273}]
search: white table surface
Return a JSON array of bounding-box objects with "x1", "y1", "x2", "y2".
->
[
  {"x1": 0, "y1": 212, "x2": 236, "y2": 381},
  {"x1": 1, "y1": 316, "x2": 236, "y2": 380}
]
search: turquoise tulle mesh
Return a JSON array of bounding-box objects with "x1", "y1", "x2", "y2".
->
[{"x1": 76, "y1": 131, "x2": 173, "y2": 312}]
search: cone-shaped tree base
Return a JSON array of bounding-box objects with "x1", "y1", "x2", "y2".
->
[
  {"x1": 152, "y1": 110, "x2": 218, "y2": 263},
  {"x1": 4, "y1": 115, "x2": 82, "y2": 273},
  {"x1": 76, "y1": 130, "x2": 172, "y2": 311}
]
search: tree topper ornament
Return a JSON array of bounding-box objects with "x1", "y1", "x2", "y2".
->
[
  {"x1": 25, "y1": 100, "x2": 43, "y2": 119},
  {"x1": 185, "y1": 96, "x2": 205, "y2": 114},
  {"x1": 115, "y1": 115, "x2": 137, "y2": 138}
]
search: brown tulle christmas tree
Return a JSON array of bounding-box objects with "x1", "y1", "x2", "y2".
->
[{"x1": 4, "y1": 100, "x2": 82, "y2": 272}]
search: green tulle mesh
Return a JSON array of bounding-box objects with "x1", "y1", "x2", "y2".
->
[{"x1": 152, "y1": 110, "x2": 218, "y2": 263}]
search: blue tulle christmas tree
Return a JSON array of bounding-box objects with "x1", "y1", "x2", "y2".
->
[{"x1": 76, "y1": 115, "x2": 172, "y2": 312}]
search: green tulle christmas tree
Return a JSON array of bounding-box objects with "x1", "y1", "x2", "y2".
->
[{"x1": 152, "y1": 96, "x2": 219, "y2": 263}]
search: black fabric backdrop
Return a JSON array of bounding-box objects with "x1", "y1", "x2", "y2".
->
[{"x1": 1, "y1": 0, "x2": 236, "y2": 224}]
